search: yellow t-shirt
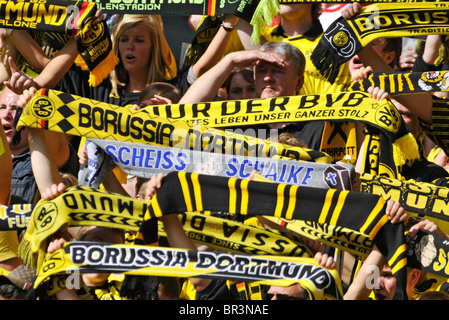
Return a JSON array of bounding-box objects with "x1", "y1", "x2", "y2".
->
[{"x1": 0, "y1": 231, "x2": 20, "y2": 263}]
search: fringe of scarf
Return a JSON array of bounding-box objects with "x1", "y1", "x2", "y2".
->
[
  {"x1": 311, "y1": 3, "x2": 449, "y2": 84},
  {"x1": 0, "y1": 0, "x2": 118, "y2": 87},
  {"x1": 95, "y1": 0, "x2": 279, "y2": 55}
]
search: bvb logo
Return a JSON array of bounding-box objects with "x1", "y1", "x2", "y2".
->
[
  {"x1": 31, "y1": 97, "x2": 55, "y2": 120},
  {"x1": 33, "y1": 201, "x2": 58, "y2": 235},
  {"x1": 80, "y1": 16, "x2": 104, "y2": 46},
  {"x1": 333, "y1": 31, "x2": 349, "y2": 47}
]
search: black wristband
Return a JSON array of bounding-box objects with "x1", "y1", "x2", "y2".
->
[
  {"x1": 412, "y1": 54, "x2": 442, "y2": 73},
  {"x1": 221, "y1": 22, "x2": 235, "y2": 32}
]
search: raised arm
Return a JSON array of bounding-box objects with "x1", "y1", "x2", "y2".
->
[
  {"x1": 191, "y1": 14, "x2": 240, "y2": 78},
  {"x1": 28, "y1": 127, "x2": 69, "y2": 200},
  {"x1": 343, "y1": 2, "x2": 433, "y2": 124},
  {"x1": 23, "y1": 86, "x2": 72, "y2": 199},
  {"x1": 4, "y1": 9, "x2": 105, "y2": 92},
  {"x1": 179, "y1": 49, "x2": 284, "y2": 103}
]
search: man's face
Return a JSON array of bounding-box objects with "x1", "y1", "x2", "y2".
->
[
  {"x1": 373, "y1": 266, "x2": 397, "y2": 300},
  {"x1": 0, "y1": 89, "x2": 28, "y2": 151},
  {"x1": 254, "y1": 53, "x2": 303, "y2": 99}
]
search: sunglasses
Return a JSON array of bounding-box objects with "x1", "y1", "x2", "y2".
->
[{"x1": 265, "y1": 293, "x2": 307, "y2": 300}]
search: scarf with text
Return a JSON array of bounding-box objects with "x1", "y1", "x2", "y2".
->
[
  {"x1": 0, "y1": 204, "x2": 33, "y2": 231},
  {"x1": 311, "y1": 3, "x2": 449, "y2": 84},
  {"x1": 158, "y1": 212, "x2": 315, "y2": 257},
  {"x1": 22, "y1": 185, "x2": 151, "y2": 270},
  {"x1": 1, "y1": 0, "x2": 118, "y2": 86},
  {"x1": 259, "y1": 216, "x2": 373, "y2": 258},
  {"x1": 16, "y1": 88, "x2": 334, "y2": 163},
  {"x1": 144, "y1": 89, "x2": 420, "y2": 177},
  {"x1": 360, "y1": 173, "x2": 449, "y2": 233},
  {"x1": 17, "y1": 88, "x2": 420, "y2": 178},
  {"x1": 83, "y1": 138, "x2": 355, "y2": 190},
  {"x1": 347, "y1": 71, "x2": 449, "y2": 95},
  {"x1": 94, "y1": 0, "x2": 279, "y2": 45},
  {"x1": 34, "y1": 241, "x2": 344, "y2": 300},
  {"x1": 406, "y1": 229, "x2": 449, "y2": 280},
  {"x1": 140, "y1": 171, "x2": 409, "y2": 299}
]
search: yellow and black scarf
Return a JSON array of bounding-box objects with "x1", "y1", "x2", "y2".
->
[
  {"x1": 0, "y1": 204, "x2": 33, "y2": 231},
  {"x1": 407, "y1": 229, "x2": 449, "y2": 281},
  {"x1": 360, "y1": 173, "x2": 449, "y2": 233},
  {"x1": 311, "y1": 3, "x2": 449, "y2": 83},
  {"x1": 0, "y1": 0, "x2": 118, "y2": 86},
  {"x1": 347, "y1": 71, "x2": 449, "y2": 95},
  {"x1": 17, "y1": 88, "x2": 421, "y2": 178},
  {"x1": 140, "y1": 171, "x2": 409, "y2": 299},
  {"x1": 34, "y1": 241, "x2": 344, "y2": 300},
  {"x1": 159, "y1": 212, "x2": 315, "y2": 257},
  {"x1": 22, "y1": 185, "x2": 152, "y2": 270},
  {"x1": 17, "y1": 88, "x2": 334, "y2": 163}
]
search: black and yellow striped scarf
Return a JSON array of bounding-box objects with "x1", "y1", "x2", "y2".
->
[
  {"x1": 420, "y1": 95, "x2": 449, "y2": 158},
  {"x1": 360, "y1": 173, "x2": 449, "y2": 233},
  {"x1": 311, "y1": 3, "x2": 449, "y2": 84},
  {"x1": 347, "y1": 71, "x2": 449, "y2": 96},
  {"x1": 140, "y1": 171, "x2": 409, "y2": 299},
  {"x1": 0, "y1": 0, "x2": 118, "y2": 86}
]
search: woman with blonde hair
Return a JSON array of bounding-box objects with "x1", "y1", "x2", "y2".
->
[
  {"x1": 6, "y1": 13, "x2": 175, "y2": 109},
  {"x1": 108, "y1": 14, "x2": 176, "y2": 100}
]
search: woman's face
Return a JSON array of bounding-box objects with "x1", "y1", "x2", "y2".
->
[
  {"x1": 118, "y1": 22, "x2": 152, "y2": 75},
  {"x1": 228, "y1": 72, "x2": 257, "y2": 100}
]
